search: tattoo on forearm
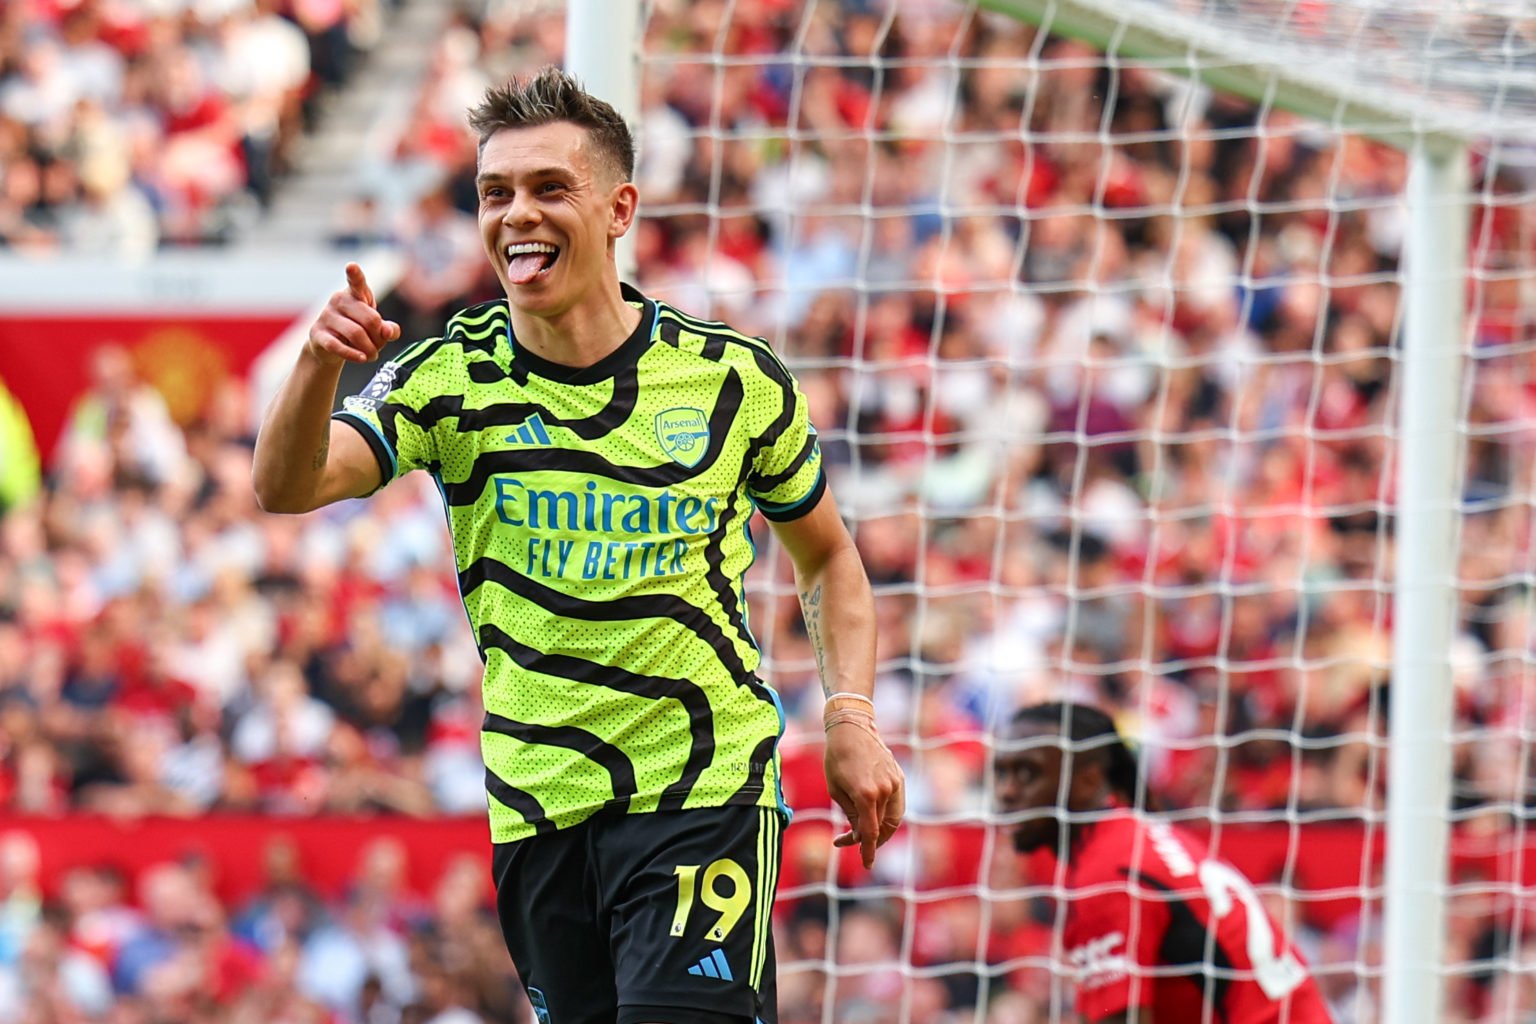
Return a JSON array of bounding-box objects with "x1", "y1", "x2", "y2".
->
[
  {"x1": 311, "y1": 434, "x2": 329, "y2": 472},
  {"x1": 799, "y1": 583, "x2": 829, "y2": 696}
]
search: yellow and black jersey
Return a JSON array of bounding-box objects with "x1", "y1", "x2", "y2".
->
[{"x1": 335, "y1": 285, "x2": 823, "y2": 843}]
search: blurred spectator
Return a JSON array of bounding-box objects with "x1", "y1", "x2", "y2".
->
[
  {"x1": 0, "y1": 908, "x2": 114, "y2": 1021},
  {"x1": 54, "y1": 345, "x2": 186, "y2": 488},
  {"x1": 0, "y1": 832, "x2": 41, "y2": 977},
  {"x1": 375, "y1": 182, "x2": 487, "y2": 343},
  {"x1": 232, "y1": 837, "x2": 324, "y2": 953},
  {"x1": 330, "y1": 192, "x2": 397, "y2": 248},
  {"x1": 297, "y1": 890, "x2": 415, "y2": 1015},
  {"x1": 209, "y1": 0, "x2": 312, "y2": 209},
  {"x1": 113, "y1": 861, "x2": 264, "y2": 1006},
  {"x1": 0, "y1": 376, "x2": 40, "y2": 513},
  {"x1": 59, "y1": 127, "x2": 160, "y2": 259}
]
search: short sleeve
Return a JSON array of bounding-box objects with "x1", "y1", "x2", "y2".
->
[
  {"x1": 747, "y1": 363, "x2": 825, "y2": 522},
  {"x1": 332, "y1": 340, "x2": 444, "y2": 491},
  {"x1": 1064, "y1": 881, "x2": 1169, "y2": 1022}
]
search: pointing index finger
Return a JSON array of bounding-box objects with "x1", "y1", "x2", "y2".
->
[{"x1": 345, "y1": 262, "x2": 375, "y2": 308}]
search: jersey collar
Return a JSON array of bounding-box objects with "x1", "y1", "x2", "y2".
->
[{"x1": 504, "y1": 283, "x2": 656, "y2": 385}]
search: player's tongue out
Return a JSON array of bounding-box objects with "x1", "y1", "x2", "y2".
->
[{"x1": 507, "y1": 251, "x2": 551, "y2": 285}]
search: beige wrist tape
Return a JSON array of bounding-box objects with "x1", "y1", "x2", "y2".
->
[
  {"x1": 824, "y1": 694, "x2": 875, "y2": 717},
  {"x1": 823, "y1": 705, "x2": 884, "y2": 743}
]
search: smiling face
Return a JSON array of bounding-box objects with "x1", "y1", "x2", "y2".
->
[
  {"x1": 476, "y1": 120, "x2": 637, "y2": 318},
  {"x1": 994, "y1": 721, "x2": 1107, "y2": 854}
]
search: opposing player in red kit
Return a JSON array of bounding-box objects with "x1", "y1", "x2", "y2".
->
[{"x1": 996, "y1": 703, "x2": 1335, "y2": 1023}]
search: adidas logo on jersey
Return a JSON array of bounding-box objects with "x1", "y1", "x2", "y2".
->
[
  {"x1": 686, "y1": 948, "x2": 734, "y2": 981},
  {"x1": 505, "y1": 413, "x2": 554, "y2": 447}
]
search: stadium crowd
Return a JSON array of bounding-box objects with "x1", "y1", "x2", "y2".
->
[
  {"x1": 0, "y1": 0, "x2": 383, "y2": 251},
  {"x1": 7, "y1": 0, "x2": 1536, "y2": 1022}
]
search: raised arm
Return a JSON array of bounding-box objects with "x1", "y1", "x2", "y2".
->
[
  {"x1": 770, "y1": 490, "x2": 905, "y2": 869},
  {"x1": 252, "y1": 263, "x2": 401, "y2": 513}
]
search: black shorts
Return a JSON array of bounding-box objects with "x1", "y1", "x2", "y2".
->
[{"x1": 492, "y1": 805, "x2": 785, "y2": 1024}]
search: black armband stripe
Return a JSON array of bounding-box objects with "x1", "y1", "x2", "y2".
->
[
  {"x1": 755, "y1": 470, "x2": 827, "y2": 522},
  {"x1": 333, "y1": 412, "x2": 395, "y2": 484}
]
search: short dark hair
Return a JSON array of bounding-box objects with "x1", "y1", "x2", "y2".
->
[
  {"x1": 467, "y1": 65, "x2": 634, "y2": 182},
  {"x1": 1012, "y1": 702, "x2": 1147, "y2": 808}
]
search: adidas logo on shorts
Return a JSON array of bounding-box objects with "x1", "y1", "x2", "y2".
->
[{"x1": 686, "y1": 948, "x2": 734, "y2": 981}]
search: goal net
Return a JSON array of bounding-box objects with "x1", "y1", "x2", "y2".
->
[{"x1": 631, "y1": 1, "x2": 1536, "y2": 1022}]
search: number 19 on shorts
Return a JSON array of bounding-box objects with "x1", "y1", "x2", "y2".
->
[{"x1": 671, "y1": 858, "x2": 751, "y2": 942}]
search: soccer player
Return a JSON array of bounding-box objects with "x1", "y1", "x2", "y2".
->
[
  {"x1": 995, "y1": 702, "x2": 1334, "y2": 1023},
  {"x1": 251, "y1": 66, "x2": 905, "y2": 1024}
]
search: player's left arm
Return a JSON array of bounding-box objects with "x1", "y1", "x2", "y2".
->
[{"x1": 770, "y1": 491, "x2": 905, "y2": 870}]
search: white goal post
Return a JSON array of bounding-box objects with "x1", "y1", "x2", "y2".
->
[{"x1": 569, "y1": 1, "x2": 1536, "y2": 1021}]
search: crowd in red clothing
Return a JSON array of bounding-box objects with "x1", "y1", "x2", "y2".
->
[
  {"x1": 0, "y1": 825, "x2": 530, "y2": 1024},
  {"x1": 0, "y1": 0, "x2": 379, "y2": 251},
  {"x1": 7, "y1": 0, "x2": 1536, "y2": 1021}
]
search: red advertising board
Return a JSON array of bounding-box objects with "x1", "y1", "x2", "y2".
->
[
  {"x1": 2, "y1": 813, "x2": 1388, "y2": 933},
  {"x1": 4, "y1": 814, "x2": 492, "y2": 906},
  {"x1": 8, "y1": 811, "x2": 1532, "y2": 938},
  {"x1": 0, "y1": 313, "x2": 298, "y2": 463}
]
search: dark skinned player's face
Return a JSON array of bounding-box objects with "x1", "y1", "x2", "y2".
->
[{"x1": 994, "y1": 722, "x2": 1104, "y2": 853}]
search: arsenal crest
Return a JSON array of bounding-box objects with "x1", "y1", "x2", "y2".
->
[{"x1": 655, "y1": 407, "x2": 710, "y2": 467}]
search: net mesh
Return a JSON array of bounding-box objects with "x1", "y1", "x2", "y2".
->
[
  {"x1": 632, "y1": 1, "x2": 1536, "y2": 1021},
  {"x1": 985, "y1": 0, "x2": 1536, "y2": 147}
]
